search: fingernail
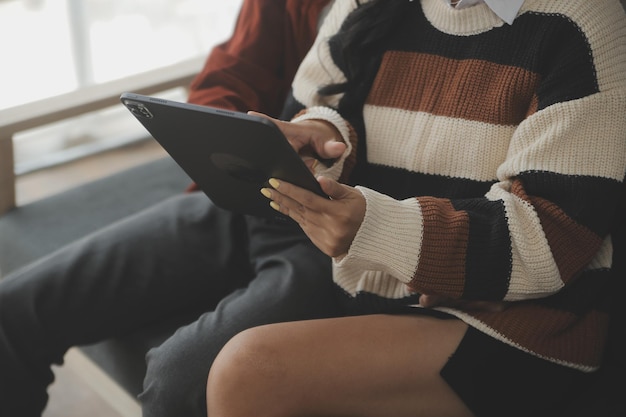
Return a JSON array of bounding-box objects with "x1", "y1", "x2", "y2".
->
[
  {"x1": 269, "y1": 178, "x2": 280, "y2": 189},
  {"x1": 260, "y1": 188, "x2": 272, "y2": 199},
  {"x1": 270, "y1": 201, "x2": 280, "y2": 211}
]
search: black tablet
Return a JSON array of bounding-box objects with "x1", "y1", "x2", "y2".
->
[{"x1": 120, "y1": 92, "x2": 327, "y2": 219}]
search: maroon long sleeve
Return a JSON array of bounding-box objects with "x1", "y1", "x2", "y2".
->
[{"x1": 186, "y1": 0, "x2": 331, "y2": 117}]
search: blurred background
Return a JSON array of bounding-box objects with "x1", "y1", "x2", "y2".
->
[
  {"x1": 1, "y1": 0, "x2": 241, "y2": 175},
  {"x1": 0, "y1": 2, "x2": 241, "y2": 416}
]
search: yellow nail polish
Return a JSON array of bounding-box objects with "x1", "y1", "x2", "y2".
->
[
  {"x1": 260, "y1": 188, "x2": 272, "y2": 199},
  {"x1": 269, "y1": 178, "x2": 280, "y2": 189},
  {"x1": 270, "y1": 201, "x2": 280, "y2": 211}
]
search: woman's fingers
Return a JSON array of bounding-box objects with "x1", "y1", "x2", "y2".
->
[
  {"x1": 262, "y1": 179, "x2": 322, "y2": 226},
  {"x1": 260, "y1": 177, "x2": 365, "y2": 257},
  {"x1": 248, "y1": 111, "x2": 346, "y2": 161}
]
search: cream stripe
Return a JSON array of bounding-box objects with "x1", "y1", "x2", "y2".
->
[
  {"x1": 498, "y1": 92, "x2": 626, "y2": 182},
  {"x1": 331, "y1": 267, "x2": 414, "y2": 299},
  {"x1": 291, "y1": 0, "x2": 356, "y2": 109},
  {"x1": 364, "y1": 104, "x2": 513, "y2": 182},
  {"x1": 331, "y1": 262, "x2": 364, "y2": 297},
  {"x1": 486, "y1": 183, "x2": 563, "y2": 301}
]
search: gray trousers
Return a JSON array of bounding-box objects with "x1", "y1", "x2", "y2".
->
[{"x1": 0, "y1": 192, "x2": 340, "y2": 417}]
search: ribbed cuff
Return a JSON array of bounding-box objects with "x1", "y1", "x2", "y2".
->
[{"x1": 334, "y1": 187, "x2": 423, "y2": 283}]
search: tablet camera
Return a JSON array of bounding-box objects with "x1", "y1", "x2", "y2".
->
[{"x1": 124, "y1": 100, "x2": 153, "y2": 119}]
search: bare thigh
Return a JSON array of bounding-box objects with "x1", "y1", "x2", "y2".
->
[{"x1": 207, "y1": 314, "x2": 473, "y2": 417}]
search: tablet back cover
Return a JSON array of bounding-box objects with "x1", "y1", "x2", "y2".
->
[{"x1": 121, "y1": 93, "x2": 325, "y2": 219}]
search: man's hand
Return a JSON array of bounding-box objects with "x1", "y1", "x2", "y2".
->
[{"x1": 261, "y1": 176, "x2": 365, "y2": 258}]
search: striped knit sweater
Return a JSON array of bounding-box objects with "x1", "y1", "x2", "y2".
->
[{"x1": 287, "y1": 0, "x2": 626, "y2": 371}]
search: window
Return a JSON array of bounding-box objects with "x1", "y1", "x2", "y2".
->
[{"x1": 1, "y1": 0, "x2": 242, "y2": 172}]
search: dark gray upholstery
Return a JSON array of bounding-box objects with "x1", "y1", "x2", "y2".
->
[
  {"x1": 0, "y1": 155, "x2": 191, "y2": 395},
  {"x1": 0, "y1": 157, "x2": 190, "y2": 276}
]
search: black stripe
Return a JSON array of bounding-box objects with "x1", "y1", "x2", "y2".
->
[
  {"x1": 353, "y1": 163, "x2": 494, "y2": 200},
  {"x1": 394, "y1": 5, "x2": 598, "y2": 110},
  {"x1": 452, "y1": 198, "x2": 512, "y2": 301},
  {"x1": 279, "y1": 91, "x2": 306, "y2": 120},
  {"x1": 533, "y1": 268, "x2": 613, "y2": 315},
  {"x1": 518, "y1": 171, "x2": 623, "y2": 237}
]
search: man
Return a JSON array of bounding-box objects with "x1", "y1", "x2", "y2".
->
[{"x1": 0, "y1": 1, "x2": 333, "y2": 416}]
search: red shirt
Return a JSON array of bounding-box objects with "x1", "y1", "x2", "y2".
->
[{"x1": 187, "y1": 0, "x2": 331, "y2": 117}]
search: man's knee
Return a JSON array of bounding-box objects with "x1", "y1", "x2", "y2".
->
[{"x1": 141, "y1": 339, "x2": 212, "y2": 417}]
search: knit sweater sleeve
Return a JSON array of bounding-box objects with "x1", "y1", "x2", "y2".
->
[{"x1": 335, "y1": 1, "x2": 626, "y2": 302}]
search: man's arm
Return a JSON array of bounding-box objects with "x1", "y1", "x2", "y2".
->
[{"x1": 186, "y1": 0, "x2": 332, "y2": 118}]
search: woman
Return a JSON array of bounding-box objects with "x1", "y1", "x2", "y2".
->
[{"x1": 206, "y1": 0, "x2": 626, "y2": 416}]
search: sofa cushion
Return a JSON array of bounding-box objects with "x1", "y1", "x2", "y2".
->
[{"x1": 0, "y1": 157, "x2": 190, "y2": 277}]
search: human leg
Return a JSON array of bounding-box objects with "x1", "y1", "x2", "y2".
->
[
  {"x1": 206, "y1": 314, "x2": 473, "y2": 417},
  {"x1": 0, "y1": 193, "x2": 251, "y2": 417},
  {"x1": 140, "y1": 220, "x2": 340, "y2": 417}
]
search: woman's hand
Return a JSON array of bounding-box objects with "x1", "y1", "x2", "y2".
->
[
  {"x1": 248, "y1": 111, "x2": 346, "y2": 173},
  {"x1": 261, "y1": 176, "x2": 366, "y2": 258},
  {"x1": 419, "y1": 294, "x2": 509, "y2": 312}
]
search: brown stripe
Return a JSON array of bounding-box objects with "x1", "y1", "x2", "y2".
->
[
  {"x1": 367, "y1": 51, "x2": 541, "y2": 126},
  {"x1": 471, "y1": 306, "x2": 608, "y2": 368},
  {"x1": 529, "y1": 195, "x2": 604, "y2": 284},
  {"x1": 510, "y1": 179, "x2": 603, "y2": 284},
  {"x1": 410, "y1": 197, "x2": 468, "y2": 297}
]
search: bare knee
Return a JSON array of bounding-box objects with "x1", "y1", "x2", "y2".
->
[{"x1": 206, "y1": 325, "x2": 293, "y2": 417}]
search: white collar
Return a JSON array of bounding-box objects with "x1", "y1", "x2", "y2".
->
[{"x1": 444, "y1": 0, "x2": 525, "y2": 25}]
